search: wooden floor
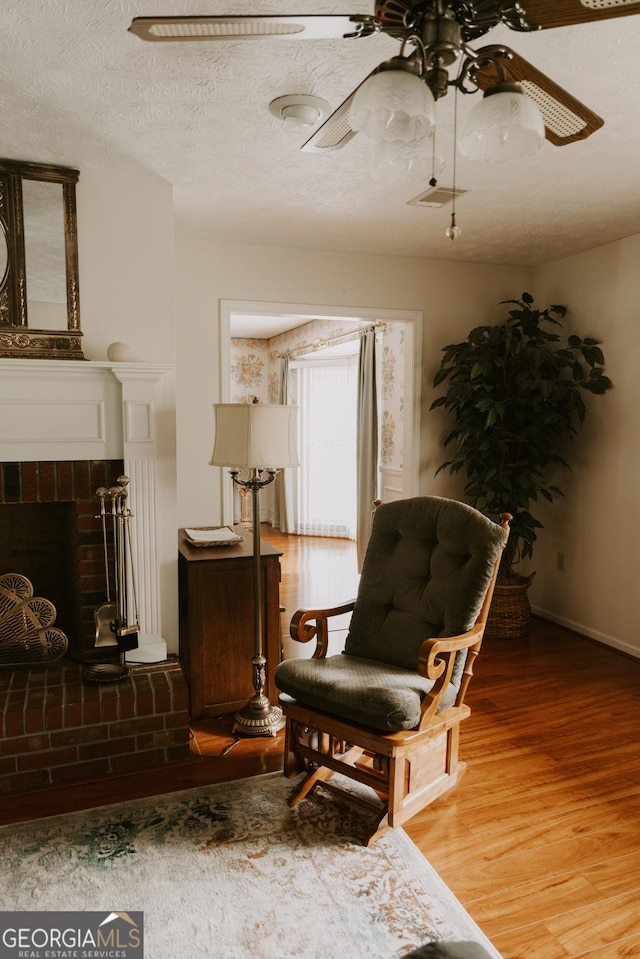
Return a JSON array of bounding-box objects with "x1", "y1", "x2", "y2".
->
[{"x1": 2, "y1": 526, "x2": 640, "y2": 959}]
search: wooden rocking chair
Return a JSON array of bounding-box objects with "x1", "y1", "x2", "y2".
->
[{"x1": 274, "y1": 496, "x2": 509, "y2": 845}]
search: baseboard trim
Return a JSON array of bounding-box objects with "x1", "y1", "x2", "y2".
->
[{"x1": 531, "y1": 605, "x2": 640, "y2": 661}]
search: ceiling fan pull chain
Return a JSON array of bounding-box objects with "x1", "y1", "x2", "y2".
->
[
  {"x1": 445, "y1": 87, "x2": 462, "y2": 241},
  {"x1": 430, "y1": 125, "x2": 439, "y2": 187}
]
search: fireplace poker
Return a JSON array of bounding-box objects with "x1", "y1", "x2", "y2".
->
[
  {"x1": 114, "y1": 477, "x2": 139, "y2": 652},
  {"x1": 93, "y1": 487, "x2": 118, "y2": 649},
  {"x1": 82, "y1": 486, "x2": 130, "y2": 683}
]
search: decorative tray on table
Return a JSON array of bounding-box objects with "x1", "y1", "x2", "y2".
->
[{"x1": 184, "y1": 526, "x2": 244, "y2": 547}]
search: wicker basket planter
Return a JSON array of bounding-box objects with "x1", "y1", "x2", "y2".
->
[{"x1": 485, "y1": 572, "x2": 535, "y2": 640}]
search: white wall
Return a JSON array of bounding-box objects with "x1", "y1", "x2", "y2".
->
[
  {"x1": 77, "y1": 170, "x2": 175, "y2": 364},
  {"x1": 529, "y1": 233, "x2": 640, "y2": 657},
  {"x1": 174, "y1": 236, "x2": 530, "y2": 528},
  {"x1": 76, "y1": 170, "x2": 179, "y2": 653}
]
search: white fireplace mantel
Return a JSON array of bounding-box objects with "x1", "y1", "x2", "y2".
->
[{"x1": 0, "y1": 358, "x2": 173, "y2": 663}]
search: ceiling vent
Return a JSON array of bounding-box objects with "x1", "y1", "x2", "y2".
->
[{"x1": 408, "y1": 186, "x2": 468, "y2": 208}]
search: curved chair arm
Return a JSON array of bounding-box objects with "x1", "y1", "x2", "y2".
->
[
  {"x1": 290, "y1": 601, "x2": 356, "y2": 659},
  {"x1": 416, "y1": 625, "x2": 485, "y2": 729},
  {"x1": 414, "y1": 511, "x2": 511, "y2": 728}
]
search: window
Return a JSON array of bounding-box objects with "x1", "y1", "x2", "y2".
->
[{"x1": 292, "y1": 358, "x2": 357, "y2": 538}]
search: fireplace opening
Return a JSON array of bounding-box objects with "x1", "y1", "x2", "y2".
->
[
  {"x1": 0, "y1": 501, "x2": 78, "y2": 648},
  {"x1": 0, "y1": 459, "x2": 124, "y2": 664}
]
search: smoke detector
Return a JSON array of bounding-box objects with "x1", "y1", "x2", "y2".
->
[{"x1": 269, "y1": 94, "x2": 330, "y2": 128}]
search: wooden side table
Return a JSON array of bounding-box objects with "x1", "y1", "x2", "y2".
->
[{"x1": 178, "y1": 527, "x2": 283, "y2": 719}]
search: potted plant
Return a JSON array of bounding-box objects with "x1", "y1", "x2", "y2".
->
[{"x1": 430, "y1": 292, "x2": 612, "y2": 638}]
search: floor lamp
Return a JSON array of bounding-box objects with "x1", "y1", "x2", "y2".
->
[{"x1": 210, "y1": 402, "x2": 299, "y2": 737}]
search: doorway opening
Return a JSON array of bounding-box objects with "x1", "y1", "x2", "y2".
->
[{"x1": 218, "y1": 300, "x2": 422, "y2": 528}]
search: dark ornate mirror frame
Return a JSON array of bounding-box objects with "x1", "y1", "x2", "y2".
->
[{"x1": 0, "y1": 159, "x2": 83, "y2": 360}]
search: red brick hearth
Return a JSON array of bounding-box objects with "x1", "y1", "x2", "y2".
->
[{"x1": 0, "y1": 661, "x2": 191, "y2": 795}]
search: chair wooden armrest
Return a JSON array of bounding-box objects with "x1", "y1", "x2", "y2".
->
[
  {"x1": 289, "y1": 601, "x2": 356, "y2": 659},
  {"x1": 416, "y1": 625, "x2": 484, "y2": 728}
]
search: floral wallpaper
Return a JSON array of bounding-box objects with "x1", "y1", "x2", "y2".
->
[
  {"x1": 229, "y1": 338, "x2": 270, "y2": 404},
  {"x1": 229, "y1": 319, "x2": 407, "y2": 473},
  {"x1": 379, "y1": 322, "x2": 405, "y2": 471}
]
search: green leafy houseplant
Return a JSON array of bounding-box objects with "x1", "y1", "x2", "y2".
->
[{"x1": 430, "y1": 293, "x2": 612, "y2": 583}]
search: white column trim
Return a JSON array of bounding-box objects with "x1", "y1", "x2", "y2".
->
[{"x1": 110, "y1": 364, "x2": 171, "y2": 663}]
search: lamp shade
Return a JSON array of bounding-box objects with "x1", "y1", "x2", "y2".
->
[
  {"x1": 210, "y1": 403, "x2": 299, "y2": 470},
  {"x1": 459, "y1": 83, "x2": 545, "y2": 162},
  {"x1": 350, "y1": 60, "x2": 436, "y2": 144}
]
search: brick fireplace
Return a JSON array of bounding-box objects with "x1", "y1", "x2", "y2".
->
[{"x1": 0, "y1": 359, "x2": 189, "y2": 795}]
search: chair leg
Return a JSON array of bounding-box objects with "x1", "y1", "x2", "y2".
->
[
  {"x1": 287, "y1": 743, "x2": 368, "y2": 807},
  {"x1": 365, "y1": 811, "x2": 390, "y2": 847},
  {"x1": 283, "y1": 720, "x2": 306, "y2": 778},
  {"x1": 288, "y1": 764, "x2": 335, "y2": 807}
]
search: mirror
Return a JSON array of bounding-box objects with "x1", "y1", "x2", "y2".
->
[
  {"x1": 0, "y1": 159, "x2": 83, "y2": 360},
  {"x1": 0, "y1": 223, "x2": 7, "y2": 290}
]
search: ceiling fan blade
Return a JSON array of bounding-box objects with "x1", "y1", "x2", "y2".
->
[
  {"x1": 471, "y1": 46, "x2": 604, "y2": 145},
  {"x1": 520, "y1": 0, "x2": 640, "y2": 29},
  {"x1": 300, "y1": 70, "x2": 381, "y2": 153},
  {"x1": 300, "y1": 98, "x2": 357, "y2": 154},
  {"x1": 373, "y1": 1, "x2": 414, "y2": 36},
  {"x1": 128, "y1": 15, "x2": 376, "y2": 43}
]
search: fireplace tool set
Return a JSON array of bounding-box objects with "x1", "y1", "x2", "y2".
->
[
  {"x1": 0, "y1": 573, "x2": 68, "y2": 667},
  {"x1": 84, "y1": 476, "x2": 140, "y2": 683}
]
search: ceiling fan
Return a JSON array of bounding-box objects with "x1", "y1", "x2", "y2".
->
[{"x1": 129, "y1": 1, "x2": 640, "y2": 156}]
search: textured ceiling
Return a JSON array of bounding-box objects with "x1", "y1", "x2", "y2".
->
[{"x1": 1, "y1": 1, "x2": 639, "y2": 267}]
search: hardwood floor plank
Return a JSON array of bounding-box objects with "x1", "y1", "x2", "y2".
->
[
  {"x1": 424, "y1": 819, "x2": 640, "y2": 902},
  {"x1": 433, "y1": 793, "x2": 640, "y2": 866},
  {"x1": 468, "y1": 872, "x2": 602, "y2": 936},
  {"x1": 472, "y1": 852, "x2": 640, "y2": 934},
  {"x1": 580, "y1": 849, "x2": 640, "y2": 897},
  {"x1": 544, "y1": 890, "x2": 640, "y2": 955},
  {"x1": 491, "y1": 924, "x2": 570, "y2": 959},
  {"x1": 572, "y1": 933, "x2": 640, "y2": 959}
]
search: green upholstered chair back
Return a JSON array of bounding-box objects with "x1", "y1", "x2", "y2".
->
[{"x1": 345, "y1": 496, "x2": 507, "y2": 672}]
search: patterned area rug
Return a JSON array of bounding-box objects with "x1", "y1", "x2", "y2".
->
[{"x1": 0, "y1": 773, "x2": 500, "y2": 959}]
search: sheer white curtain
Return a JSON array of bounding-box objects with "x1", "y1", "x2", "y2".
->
[
  {"x1": 271, "y1": 355, "x2": 297, "y2": 532},
  {"x1": 356, "y1": 327, "x2": 379, "y2": 568},
  {"x1": 293, "y1": 359, "x2": 358, "y2": 539}
]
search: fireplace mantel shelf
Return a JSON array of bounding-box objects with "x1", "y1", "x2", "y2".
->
[{"x1": 0, "y1": 358, "x2": 172, "y2": 372}]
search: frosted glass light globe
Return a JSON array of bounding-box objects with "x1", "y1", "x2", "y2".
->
[
  {"x1": 459, "y1": 86, "x2": 545, "y2": 162},
  {"x1": 350, "y1": 68, "x2": 436, "y2": 143},
  {"x1": 371, "y1": 135, "x2": 444, "y2": 186}
]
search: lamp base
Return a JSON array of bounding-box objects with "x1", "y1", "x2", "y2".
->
[{"x1": 233, "y1": 695, "x2": 286, "y2": 738}]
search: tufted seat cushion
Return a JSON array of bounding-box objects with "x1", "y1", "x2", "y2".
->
[
  {"x1": 276, "y1": 654, "x2": 458, "y2": 732},
  {"x1": 275, "y1": 497, "x2": 506, "y2": 733}
]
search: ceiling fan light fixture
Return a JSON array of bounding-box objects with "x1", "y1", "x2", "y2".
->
[
  {"x1": 349, "y1": 58, "x2": 436, "y2": 143},
  {"x1": 371, "y1": 136, "x2": 445, "y2": 186},
  {"x1": 458, "y1": 82, "x2": 545, "y2": 162}
]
